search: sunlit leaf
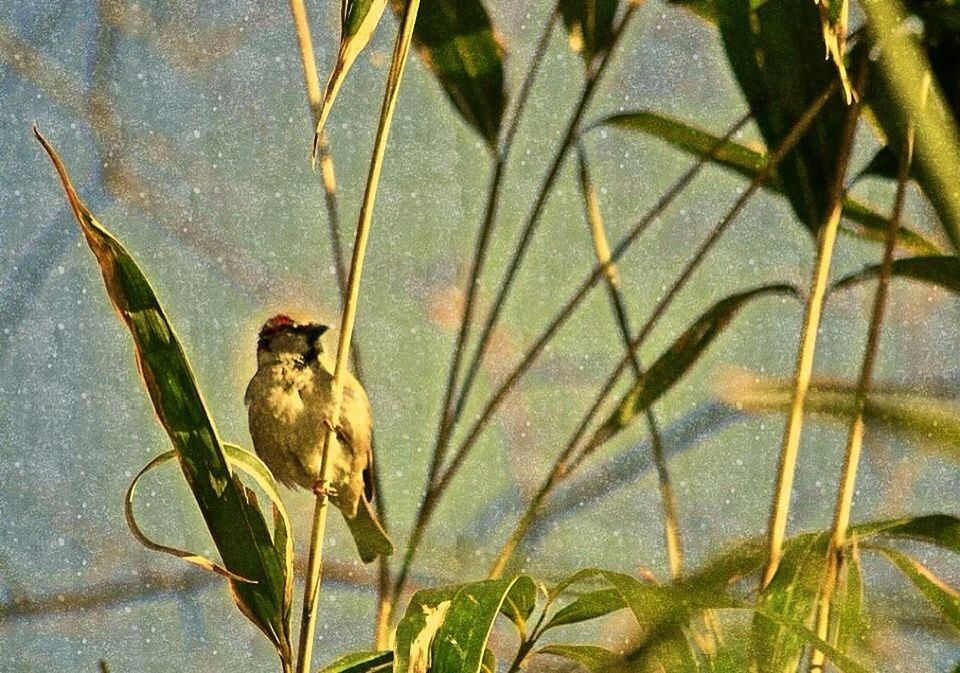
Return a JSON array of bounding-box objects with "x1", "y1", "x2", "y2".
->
[
  {"x1": 860, "y1": 0, "x2": 960, "y2": 252},
  {"x1": 833, "y1": 540, "x2": 865, "y2": 654},
  {"x1": 481, "y1": 649, "x2": 496, "y2": 673},
  {"x1": 595, "y1": 111, "x2": 941, "y2": 254},
  {"x1": 588, "y1": 284, "x2": 797, "y2": 450},
  {"x1": 544, "y1": 588, "x2": 627, "y2": 630},
  {"x1": 833, "y1": 255, "x2": 960, "y2": 296},
  {"x1": 715, "y1": 0, "x2": 849, "y2": 234},
  {"x1": 312, "y1": 0, "x2": 390, "y2": 155},
  {"x1": 538, "y1": 644, "x2": 622, "y2": 672},
  {"x1": 751, "y1": 534, "x2": 825, "y2": 673},
  {"x1": 431, "y1": 577, "x2": 532, "y2": 673},
  {"x1": 717, "y1": 371, "x2": 960, "y2": 460},
  {"x1": 394, "y1": 577, "x2": 535, "y2": 673},
  {"x1": 395, "y1": 0, "x2": 506, "y2": 151},
  {"x1": 317, "y1": 650, "x2": 393, "y2": 673},
  {"x1": 34, "y1": 129, "x2": 292, "y2": 665},
  {"x1": 816, "y1": 0, "x2": 853, "y2": 102},
  {"x1": 872, "y1": 545, "x2": 960, "y2": 631},
  {"x1": 559, "y1": 0, "x2": 619, "y2": 68}
]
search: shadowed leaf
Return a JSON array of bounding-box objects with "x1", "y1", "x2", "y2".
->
[
  {"x1": 34, "y1": 129, "x2": 293, "y2": 666},
  {"x1": 395, "y1": 0, "x2": 506, "y2": 151},
  {"x1": 715, "y1": 0, "x2": 849, "y2": 234},
  {"x1": 833, "y1": 255, "x2": 960, "y2": 296},
  {"x1": 538, "y1": 644, "x2": 622, "y2": 672},
  {"x1": 596, "y1": 111, "x2": 941, "y2": 254},
  {"x1": 545, "y1": 588, "x2": 627, "y2": 630},
  {"x1": 559, "y1": 0, "x2": 619, "y2": 68}
]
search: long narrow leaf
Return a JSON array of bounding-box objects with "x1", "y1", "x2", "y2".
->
[
  {"x1": 317, "y1": 651, "x2": 393, "y2": 673},
  {"x1": 538, "y1": 644, "x2": 622, "y2": 672},
  {"x1": 559, "y1": 0, "x2": 619, "y2": 67},
  {"x1": 35, "y1": 128, "x2": 292, "y2": 665},
  {"x1": 596, "y1": 111, "x2": 941, "y2": 254},
  {"x1": 872, "y1": 545, "x2": 960, "y2": 630},
  {"x1": 395, "y1": 0, "x2": 506, "y2": 151},
  {"x1": 833, "y1": 255, "x2": 960, "y2": 296},
  {"x1": 588, "y1": 284, "x2": 797, "y2": 450}
]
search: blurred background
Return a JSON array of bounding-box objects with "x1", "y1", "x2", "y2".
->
[{"x1": 1, "y1": 1, "x2": 958, "y2": 670}]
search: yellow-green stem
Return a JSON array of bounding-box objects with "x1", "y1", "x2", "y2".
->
[
  {"x1": 762, "y1": 69, "x2": 864, "y2": 589},
  {"x1": 808, "y1": 74, "x2": 925, "y2": 673},
  {"x1": 295, "y1": 3, "x2": 420, "y2": 673}
]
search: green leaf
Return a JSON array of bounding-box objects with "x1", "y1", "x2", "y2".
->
[
  {"x1": 860, "y1": 0, "x2": 960, "y2": 252},
  {"x1": 538, "y1": 644, "x2": 622, "y2": 672},
  {"x1": 545, "y1": 588, "x2": 628, "y2": 630},
  {"x1": 717, "y1": 373, "x2": 960, "y2": 461},
  {"x1": 589, "y1": 284, "x2": 798, "y2": 450},
  {"x1": 751, "y1": 533, "x2": 826, "y2": 673},
  {"x1": 480, "y1": 649, "x2": 496, "y2": 673},
  {"x1": 595, "y1": 111, "x2": 941, "y2": 254},
  {"x1": 317, "y1": 650, "x2": 393, "y2": 673},
  {"x1": 856, "y1": 514, "x2": 960, "y2": 553},
  {"x1": 34, "y1": 129, "x2": 292, "y2": 666},
  {"x1": 832, "y1": 541, "x2": 865, "y2": 654},
  {"x1": 816, "y1": 0, "x2": 853, "y2": 102},
  {"x1": 431, "y1": 577, "x2": 532, "y2": 673},
  {"x1": 715, "y1": 0, "x2": 849, "y2": 234},
  {"x1": 395, "y1": 0, "x2": 506, "y2": 152},
  {"x1": 558, "y1": 0, "x2": 619, "y2": 67},
  {"x1": 833, "y1": 255, "x2": 960, "y2": 296},
  {"x1": 872, "y1": 545, "x2": 960, "y2": 631},
  {"x1": 393, "y1": 577, "x2": 535, "y2": 673},
  {"x1": 313, "y1": 0, "x2": 390, "y2": 151}
]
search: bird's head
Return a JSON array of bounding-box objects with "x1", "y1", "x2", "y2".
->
[{"x1": 257, "y1": 314, "x2": 329, "y2": 363}]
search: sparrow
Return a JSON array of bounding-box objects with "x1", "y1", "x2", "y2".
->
[{"x1": 245, "y1": 315, "x2": 392, "y2": 563}]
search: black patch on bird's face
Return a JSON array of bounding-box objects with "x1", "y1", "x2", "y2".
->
[{"x1": 258, "y1": 317, "x2": 328, "y2": 362}]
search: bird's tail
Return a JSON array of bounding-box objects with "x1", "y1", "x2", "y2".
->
[{"x1": 345, "y1": 496, "x2": 393, "y2": 563}]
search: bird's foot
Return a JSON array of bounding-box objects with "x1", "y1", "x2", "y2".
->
[{"x1": 313, "y1": 479, "x2": 339, "y2": 500}]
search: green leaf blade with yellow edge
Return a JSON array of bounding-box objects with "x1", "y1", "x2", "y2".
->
[{"x1": 34, "y1": 128, "x2": 293, "y2": 668}]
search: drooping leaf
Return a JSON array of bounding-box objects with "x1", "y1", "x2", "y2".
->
[
  {"x1": 588, "y1": 284, "x2": 798, "y2": 450},
  {"x1": 717, "y1": 371, "x2": 960, "y2": 461},
  {"x1": 312, "y1": 0, "x2": 390, "y2": 156},
  {"x1": 872, "y1": 545, "x2": 960, "y2": 631},
  {"x1": 860, "y1": 0, "x2": 960, "y2": 252},
  {"x1": 430, "y1": 577, "x2": 533, "y2": 673},
  {"x1": 856, "y1": 514, "x2": 960, "y2": 553},
  {"x1": 393, "y1": 577, "x2": 536, "y2": 673},
  {"x1": 394, "y1": 0, "x2": 507, "y2": 152},
  {"x1": 544, "y1": 588, "x2": 628, "y2": 630},
  {"x1": 715, "y1": 0, "x2": 849, "y2": 234},
  {"x1": 833, "y1": 255, "x2": 960, "y2": 296},
  {"x1": 751, "y1": 533, "x2": 826, "y2": 673},
  {"x1": 538, "y1": 644, "x2": 622, "y2": 672},
  {"x1": 595, "y1": 111, "x2": 941, "y2": 254},
  {"x1": 558, "y1": 0, "x2": 619, "y2": 68},
  {"x1": 317, "y1": 650, "x2": 394, "y2": 673},
  {"x1": 34, "y1": 129, "x2": 292, "y2": 665}
]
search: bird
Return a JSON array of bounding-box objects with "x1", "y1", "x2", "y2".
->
[{"x1": 245, "y1": 314, "x2": 392, "y2": 563}]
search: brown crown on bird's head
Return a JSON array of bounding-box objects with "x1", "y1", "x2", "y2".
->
[{"x1": 257, "y1": 314, "x2": 329, "y2": 354}]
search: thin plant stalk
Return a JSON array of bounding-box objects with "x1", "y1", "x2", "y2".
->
[
  {"x1": 808, "y1": 76, "x2": 925, "y2": 673},
  {"x1": 762, "y1": 67, "x2": 865, "y2": 590},
  {"x1": 388, "y1": 4, "x2": 559, "y2": 619},
  {"x1": 488, "y1": 83, "x2": 838, "y2": 576},
  {"x1": 485, "y1": 111, "x2": 753, "y2": 578},
  {"x1": 295, "y1": 3, "x2": 420, "y2": 673},
  {"x1": 391, "y1": 3, "x2": 639, "y2": 608},
  {"x1": 287, "y1": 0, "x2": 390, "y2": 649},
  {"x1": 450, "y1": 2, "x2": 641, "y2": 442},
  {"x1": 575, "y1": 144, "x2": 683, "y2": 579}
]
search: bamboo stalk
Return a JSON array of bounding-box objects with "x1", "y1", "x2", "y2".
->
[
  {"x1": 295, "y1": 3, "x2": 420, "y2": 672},
  {"x1": 808, "y1": 74, "x2": 926, "y2": 673},
  {"x1": 575, "y1": 145, "x2": 684, "y2": 578},
  {"x1": 762, "y1": 67, "x2": 865, "y2": 590},
  {"x1": 287, "y1": 0, "x2": 391, "y2": 650}
]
